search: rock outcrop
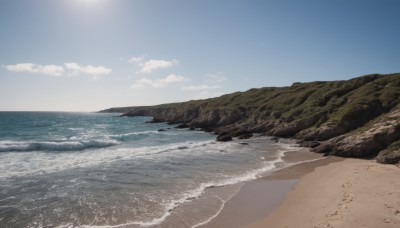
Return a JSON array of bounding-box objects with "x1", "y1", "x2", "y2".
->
[
  {"x1": 313, "y1": 106, "x2": 400, "y2": 158},
  {"x1": 216, "y1": 133, "x2": 233, "y2": 142},
  {"x1": 101, "y1": 73, "x2": 400, "y2": 164}
]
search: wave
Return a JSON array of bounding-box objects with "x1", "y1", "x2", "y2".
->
[
  {"x1": 0, "y1": 140, "x2": 215, "y2": 180},
  {"x1": 81, "y1": 154, "x2": 280, "y2": 228},
  {"x1": 108, "y1": 131, "x2": 159, "y2": 141},
  {"x1": 5, "y1": 137, "x2": 309, "y2": 227},
  {"x1": 0, "y1": 139, "x2": 119, "y2": 152},
  {"x1": 80, "y1": 140, "x2": 307, "y2": 228}
]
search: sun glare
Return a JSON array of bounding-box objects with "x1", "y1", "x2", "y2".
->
[
  {"x1": 84, "y1": 0, "x2": 98, "y2": 3},
  {"x1": 74, "y1": 0, "x2": 105, "y2": 8}
]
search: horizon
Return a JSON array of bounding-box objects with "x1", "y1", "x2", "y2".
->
[{"x1": 1, "y1": 0, "x2": 399, "y2": 112}]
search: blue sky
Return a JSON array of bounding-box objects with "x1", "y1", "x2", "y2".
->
[{"x1": 0, "y1": 0, "x2": 399, "y2": 111}]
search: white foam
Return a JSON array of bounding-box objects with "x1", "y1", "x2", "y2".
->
[
  {"x1": 0, "y1": 139, "x2": 119, "y2": 152},
  {"x1": 0, "y1": 140, "x2": 216, "y2": 179},
  {"x1": 75, "y1": 140, "x2": 284, "y2": 227},
  {"x1": 277, "y1": 143, "x2": 301, "y2": 152},
  {"x1": 79, "y1": 151, "x2": 281, "y2": 228},
  {"x1": 10, "y1": 138, "x2": 312, "y2": 228},
  {"x1": 0, "y1": 140, "x2": 30, "y2": 152},
  {"x1": 108, "y1": 131, "x2": 159, "y2": 140},
  {"x1": 192, "y1": 196, "x2": 226, "y2": 228}
]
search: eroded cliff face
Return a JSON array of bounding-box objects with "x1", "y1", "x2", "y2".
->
[
  {"x1": 312, "y1": 105, "x2": 400, "y2": 161},
  {"x1": 102, "y1": 73, "x2": 400, "y2": 164}
]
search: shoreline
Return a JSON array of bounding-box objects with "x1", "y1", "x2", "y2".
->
[
  {"x1": 198, "y1": 146, "x2": 339, "y2": 228},
  {"x1": 150, "y1": 137, "x2": 326, "y2": 228},
  {"x1": 198, "y1": 147, "x2": 400, "y2": 228},
  {"x1": 151, "y1": 137, "x2": 307, "y2": 228}
]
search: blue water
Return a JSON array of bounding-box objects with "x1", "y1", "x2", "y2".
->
[{"x1": 0, "y1": 112, "x2": 295, "y2": 227}]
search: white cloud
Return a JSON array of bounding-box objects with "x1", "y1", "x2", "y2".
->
[
  {"x1": 4, "y1": 62, "x2": 112, "y2": 77},
  {"x1": 128, "y1": 54, "x2": 147, "y2": 63},
  {"x1": 138, "y1": 59, "x2": 178, "y2": 74},
  {"x1": 181, "y1": 84, "x2": 221, "y2": 91},
  {"x1": 4, "y1": 63, "x2": 64, "y2": 76},
  {"x1": 4, "y1": 63, "x2": 36, "y2": 73},
  {"x1": 40, "y1": 65, "x2": 65, "y2": 76},
  {"x1": 131, "y1": 74, "x2": 185, "y2": 88},
  {"x1": 161, "y1": 74, "x2": 185, "y2": 83},
  {"x1": 64, "y1": 63, "x2": 112, "y2": 76},
  {"x1": 64, "y1": 62, "x2": 80, "y2": 71}
]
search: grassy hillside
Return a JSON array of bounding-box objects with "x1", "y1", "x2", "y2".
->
[{"x1": 101, "y1": 73, "x2": 400, "y2": 164}]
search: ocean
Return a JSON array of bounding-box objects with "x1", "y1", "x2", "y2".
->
[{"x1": 0, "y1": 112, "x2": 301, "y2": 227}]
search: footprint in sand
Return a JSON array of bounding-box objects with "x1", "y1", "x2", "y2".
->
[
  {"x1": 382, "y1": 218, "x2": 392, "y2": 224},
  {"x1": 343, "y1": 193, "x2": 354, "y2": 203}
]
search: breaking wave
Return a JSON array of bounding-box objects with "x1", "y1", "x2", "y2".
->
[{"x1": 0, "y1": 139, "x2": 119, "y2": 152}]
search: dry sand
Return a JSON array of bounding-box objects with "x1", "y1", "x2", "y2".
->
[{"x1": 248, "y1": 158, "x2": 400, "y2": 228}]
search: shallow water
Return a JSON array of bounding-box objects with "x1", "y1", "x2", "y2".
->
[{"x1": 0, "y1": 112, "x2": 299, "y2": 227}]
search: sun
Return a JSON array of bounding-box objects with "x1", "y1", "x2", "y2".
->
[
  {"x1": 74, "y1": 0, "x2": 105, "y2": 7},
  {"x1": 81, "y1": 0, "x2": 100, "y2": 5},
  {"x1": 82, "y1": 0, "x2": 97, "y2": 3}
]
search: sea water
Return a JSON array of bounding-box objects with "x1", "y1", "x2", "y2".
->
[{"x1": 0, "y1": 112, "x2": 299, "y2": 227}]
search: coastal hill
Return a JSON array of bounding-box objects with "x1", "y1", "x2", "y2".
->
[{"x1": 101, "y1": 73, "x2": 400, "y2": 164}]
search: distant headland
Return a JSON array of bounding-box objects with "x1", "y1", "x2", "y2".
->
[{"x1": 101, "y1": 73, "x2": 400, "y2": 165}]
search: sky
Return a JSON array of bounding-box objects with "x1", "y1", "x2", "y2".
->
[{"x1": 0, "y1": 0, "x2": 399, "y2": 111}]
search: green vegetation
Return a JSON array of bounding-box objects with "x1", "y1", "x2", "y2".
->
[
  {"x1": 103, "y1": 73, "x2": 400, "y2": 129},
  {"x1": 101, "y1": 73, "x2": 400, "y2": 164}
]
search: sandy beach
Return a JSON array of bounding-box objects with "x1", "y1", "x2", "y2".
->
[
  {"x1": 199, "y1": 148, "x2": 333, "y2": 227},
  {"x1": 248, "y1": 158, "x2": 400, "y2": 228},
  {"x1": 198, "y1": 147, "x2": 400, "y2": 228}
]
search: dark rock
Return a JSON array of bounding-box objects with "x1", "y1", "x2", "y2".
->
[
  {"x1": 157, "y1": 129, "x2": 166, "y2": 132},
  {"x1": 214, "y1": 125, "x2": 236, "y2": 135},
  {"x1": 122, "y1": 109, "x2": 147, "y2": 117},
  {"x1": 202, "y1": 128, "x2": 214, "y2": 132},
  {"x1": 299, "y1": 141, "x2": 320, "y2": 148},
  {"x1": 238, "y1": 133, "x2": 253, "y2": 139},
  {"x1": 232, "y1": 129, "x2": 252, "y2": 137},
  {"x1": 312, "y1": 136, "x2": 343, "y2": 154},
  {"x1": 191, "y1": 109, "x2": 220, "y2": 128},
  {"x1": 189, "y1": 126, "x2": 196, "y2": 130},
  {"x1": 376, "y1": 149, "x2": 400, "y2": 164},
  {"x1": 238, "y1": 142, "x2": 249, "y2": 145},
  {"x1": 309, "y1": 141, "x2": 321, "y2": 148},
  {"x1": 175, "y1": 123, "x2": 190, "y2": 129},
  {"x1": 271, "y1": 136, "x2": 279, "y2": 142},
  {"x1": 216, "y1": 133, "x2": 233, "y2": 142},
  {"x1": 249, "y1": 122, "x2": 275, "y2": 134}
]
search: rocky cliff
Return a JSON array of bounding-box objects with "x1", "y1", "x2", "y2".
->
[{"x1": 101, "y1": 73, "x2": 400, "y2": 164}]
